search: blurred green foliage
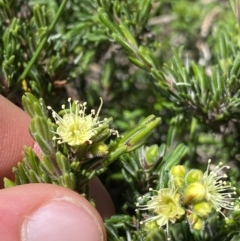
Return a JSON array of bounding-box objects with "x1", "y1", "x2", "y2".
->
[{"x1": 1, "y1": 0, "x2": 240, "y2": 240}]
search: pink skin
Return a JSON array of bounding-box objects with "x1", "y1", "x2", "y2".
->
[{"x1": 0, "y1": 95, "x2": 114, "y2": 241}]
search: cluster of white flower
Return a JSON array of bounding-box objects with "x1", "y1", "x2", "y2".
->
[{"x1": 137, "y1": 160, "x2": 238, "y2": 236}]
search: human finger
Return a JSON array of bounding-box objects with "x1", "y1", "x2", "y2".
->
[
  {"x1": 0, "y1": 95, "x2": 34, "y2": 186},
  {"x1": 0, "y1": 183, "x2": 106, "y2": 241}
]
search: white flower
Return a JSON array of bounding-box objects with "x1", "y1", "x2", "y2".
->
[
  {"x1": 47, "y1": 97, "x2": 116, "y2": 146},
  {"x1": 202, "y1": 159, "x2": 236, "y2": 217},
  {"x1": 136, "y1": 187, "x2": 185, "y2": 233}
]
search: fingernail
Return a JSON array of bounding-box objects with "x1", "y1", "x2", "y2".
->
[{"x1": 21, "y1": 200, "x2": 104, "y2": 241}]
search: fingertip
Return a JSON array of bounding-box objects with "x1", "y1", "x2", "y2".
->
[{"x1": 0, "y1": 184, "x2": 106, "y2": 241}]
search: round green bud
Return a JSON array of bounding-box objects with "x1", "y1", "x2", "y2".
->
[
  {"x1": 87, "y1": 142, "x2": 108, "y2": 158},
  {"x1": 145, "y1": 145, "x2": 159, "y2": 164},
  {"x1": 224, "y1": 217, "x2": 235, "y2": 227},
  {"x1": 185, "y1": 169, "x2": 203, "y2": 184},
  {"x1": 144, "y1": 225, "x2": 167, "y2": 241},
  {"x1": 232, "y1": 206, "x2": 240, "y2": 219},
  {"x1": 192, "y1": 218, "x2": 203, "y2": 230},
  {"x1": 184, "y1": 182, "x2": 206, "y2": 204},
  {"x1": 144, "y1": 220, "x2": 158, "y2": 231},
  {"x1": 170, "y1": 177, "x2": 185, "y2": 189},
  {"x1": 193, "y1": 201, "x2": 212, "y2": 217},
  {"x1": 170, "y1": 165, "x2": 186, "y2": 177},
  {"x1": 187, "y1": 213, "x2": 203, "y2": 230}
]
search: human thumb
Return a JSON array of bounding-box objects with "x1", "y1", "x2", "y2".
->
[{"x1": 0, "y1": 184, "x2": 106, "y2": 241}]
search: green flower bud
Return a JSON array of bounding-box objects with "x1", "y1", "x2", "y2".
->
[
  {"x1": 193, "y1": 201, "x2": 212, "y2": 217},
  {"x1": 192, "y1": 217, "x2": 203, "y2": 230},
  {"x1": 232, "y1": 204, "x2": 240, "y2": 219},
  {"x1": 224, "y1": 217, "x2": 235, "y2": 227},
  {"x1": 184, "y1": 182, "x2": 206, "y2": 204},
  {"x1": 185, "y1": 169, "x2": 203, "y2": 184},
  {"x1": 87, "y1": 142, "x2": 108, "y2": 158},
  {"x1": 145, "y1": 145, "x2": 159, "y2": 164},
  {"x1": 187, "y1": 213, "x2": 203, "y2": 230},
  {"x1": 144, "y1": 221, "x2": 167, "y2": 241},
  {"x1": 170, "y1": 177, "x2": 185, "y2": 189},
  {"x1": 144, "y1": 220, "x2": 158, "y2": 231},
  {"x1": 170, "y1": 165, "x2": 186, "y2": 177},
  {"x1": 145, "y1": 227, "x2": 167, "y2": 241}
]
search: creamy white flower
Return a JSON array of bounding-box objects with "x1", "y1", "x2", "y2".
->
[
  {"x1": 47, "y1": 98, "x2": 113, "y2": 146},
  {"x1": 136, "y1": 187, "x2": 185, "y2": 233},
  {"x1": 202, "y1": 159, "x2": 236, "y2": 216}
]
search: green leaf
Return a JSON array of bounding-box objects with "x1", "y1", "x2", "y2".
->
[
  {"x1": 3, "y1": 178, "x2": 15, "y2": 188},
  {"x1": 97, "y1": 8, "x2": 122, "y2": 35},
  {"x1": 29, "y1": 116, "x2": 54, "y2": 155},
  {"x1": 56, "y1": 152, "x2": 70, "y2": 174}
]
